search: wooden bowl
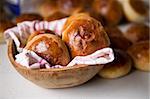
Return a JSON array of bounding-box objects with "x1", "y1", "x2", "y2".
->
[{"x1": 8, "y1": 40, "x2": 103, "y2": 88}]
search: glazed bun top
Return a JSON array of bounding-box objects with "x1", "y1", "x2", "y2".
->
[
  {"x1": 109, "y1": 36, "x2": 132, "y2": 51},
  {"x1": 127, "y1": 40, "x2": 149, "y2": 62},
  {"x1": 104, "y1": 49, "x2": 131, "y2": 70},
  {"x1": 57, "y1": 0, "x2": 84, "y2": 15},
  {"x1": 25, "y1": 34, "x2": 70, "y2": 66},
  {"x1": 127, "y1": 40, "x2": 149, "y2": 71},
  {"x1": 16, "y1": 13, "x2": 43, "y2": 23},
  {"x1": 27, "y1": 30, "x2": 54, "y2": 43},
  {"x1": 45, "y1": 11, "x2": 68, "y2": 21},
  {"x1": 104, "y1": 26, "x2": 124, "y2": 37},
  {"x1": 92, "y1": 0, "x2": 123, "y2": 25},
  {"x1": 104, "y1": 26, "x2": 132, "y2": 51},
  {"x1": 38, "y1": 0, "x2": 58, "y2": 18},
  {"x1": 129, "y1": 0, "x2": 148, "y2": 16},
  {"x1": 125, "y1": 23, "x2": 149, "y2": 43},
  {"x1": 62, "y1": 13, "x2": 110, "y2": 58}
]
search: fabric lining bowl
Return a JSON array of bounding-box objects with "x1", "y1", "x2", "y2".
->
[{"x1": 8, "y1": 40, "x2": 103, "y2": 88}]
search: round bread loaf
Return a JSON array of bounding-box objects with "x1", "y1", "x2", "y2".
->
[
  {"x1": 62, "y1": 13, "x2": 110, "y2": 58},
  {"x1": 127, "y1": 40, "x2": 150, "y2": 72},
  {"x1": 92, "y1": 0, "x2": 123, "y2": 25},
  {"x1": 124, "y1": 23, "x2": 149, "y2": 43},
  {"x1": 25, "y1": 34, "x2": 70, "y2": 66},
  {"x1": 16, "y1": 13, "x2": 43, "y2": 23},
  {"x1": 99, "y1": 49, "x2": 132, "y2": 79}
]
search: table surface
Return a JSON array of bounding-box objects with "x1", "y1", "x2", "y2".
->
[
  {"x1": 0, "y1": 23, "x2": 150, "y2": 99},
  {"x1": 0, "y1": 42, "x2": 150, "y2": 99}
]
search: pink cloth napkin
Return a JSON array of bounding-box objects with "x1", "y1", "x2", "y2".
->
[{"x1": 4, "y1": 18, "x2": 114, "y2": 69}]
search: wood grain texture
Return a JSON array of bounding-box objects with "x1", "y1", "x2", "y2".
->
[{"x1": 8, "y1": 40, "x2": 103, "y2": 88}]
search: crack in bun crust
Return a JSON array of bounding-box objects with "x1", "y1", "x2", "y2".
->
[
  {"x1": 25, "y1": 34, "x2": 70, "y2": 66},
  {"x1": 62, "y1": 13, "x2": 110, "y2": 58}
]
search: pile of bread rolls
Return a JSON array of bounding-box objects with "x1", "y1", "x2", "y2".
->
[
  {"x1": 37, "y1": 0, "x2": 148, "y2": 24},
  {"x1": 24, "y1": 13, "x2": 110, "y2": 68},
  {"x1": 1, "y1": 0, "x2": 150, "y2": 79}
]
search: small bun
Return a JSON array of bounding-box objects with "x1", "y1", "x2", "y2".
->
[
  {"x1": 38, "y1": 0, "x2": 58, "y2": 18},
  {"x1": 27, "y1": 30, "x2": 54, "y2": 43},
  {"x1": 104, "y1": 26, "x2": 132, "y2": 50},
  {"x1": 16, "y1": 13, "x2": 43, "y2": 23},
  {"x1": 104, "y1": 26, "x2": 124, "y2": 37},
  {"x1": 57, "y1": 0, "x2": 85, "y2": 15},
  {"x1": 110, "y1": 36, "x2": 132, "y2": 51},
  {"x1": 127, "y1": 40, "x2": 150, "y2": 72},
  {"x1": 45, "y1": 11, "x2": 68, "y2": 21},
  {"x1": 105, "y1": 26, "x2": 132, "y2": 51},
  {"x1": 120, "y1": 0, "x2": 148, "y2": 23},
  {"x1": 25, "y1": 34, "x2": 70, "y2": 66},
  {"x1": 92, "y1": 0, "x2": 123, "y2": 25},
  {"x1": 62, "y1": 13, "x2": 110, "y2": 58},
  {"x1": 124, "y1": 23, "x2": 149, "y2": 43},
  {"x1": 99, "y1": 49, "x2": 132, "y2": 79},
  {"x1": 89, "y1": 11, "x2": 105, "y2": 26},
  {"x1": 0, "y1": 20, "x2": 15, "y2": 43}
]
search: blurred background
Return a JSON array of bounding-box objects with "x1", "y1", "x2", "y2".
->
[
  {"x1": 0, "y1": 0, "x2": 149, "y2": 23},
  {"x1": 0, "y1": 0, "x2": 149, "y2": 45}
]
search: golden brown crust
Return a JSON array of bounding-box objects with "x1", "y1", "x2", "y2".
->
[
  {"x1": 25, "y1": 34, "x2": 70, "y2": 66},
  {"x1": 82, "y1": 0, "x2": 94, "y2": 9},
  {"x1": 88, "y1": 11, "x2": 105, "y2": 25},
  {"x1": 104, "y1": 26, "x2": 124, "y2": 37},
  {"x1": 45, "y1": 11, "x2": 68, "y2": 21},
  {"x1": 124, "y1": 24, "x2": 149, "y2": 43},
  {"x1": 109, "y1": 36, "x2": 132, "y2": 51},
  {"x1": 127, "y1": 40, "x2": 150, "y2": 72},
  {"x1": 27, "y1": 30, "x2": 54, "y2": 43},
  {"x1": 92, "y1": 0, "x2": 123, "y2": 25},
  {"x1": 16, "y1": 13, "x2": 43, "y2": 23},
  {"x1": 130, "y1": 0, "x2": 148, "y2": 15},
  {"x1": 38, "y1": 0, "x2": 58, "y2": 18},
  {"x1": 8, "y1": 40, "x2": 103, "y2": 88},
  {"x1": 57, "y1": 0, "x2": 85, "y2": 15},
  {"x1": 62, "y1": 13, "x2": 110, "y2": 58},
  {"x1": 62, "y1": 13, "x2": 90, "y2": 32},
  {"x1": 99, "y1": 49, "x2": 132, "y2": 79}
]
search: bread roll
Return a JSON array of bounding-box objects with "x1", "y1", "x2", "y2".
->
[
  {"x1": 127, "y1": 40, "x2": 150, "y2": 72},
  {"x1": 38, "y1": 0, "x2": 58, "y2": 18},
  {"x1": 124, "y1": 23, "x2": 149, "y2": 43},
  {"x1": 57, "y1": 0, "x2": 84, "y2": 15},
  {"x1": 92, "y1": 0, "x2": 123, "y2": 25},
  {"x1": 89, "y1": 11, "x2": 105, "y2": 26},
  {"x1": 109, "y1": 36, "x2": 132, "y2": 51},
  {"x1": 62, "y1": 13, "x2": 110, "y2": 58},
  {"x1": 120, "y1": 0, "x2": 148, "y2": 23},
  {"x1": 82, "y1": 0, "x2": 94, "y2": 9},
  {"x1": 16, "y1": 13, "x2": 43, "y2": 23},
  {"x1": 8, "y1": 40, "x2": 103, "y2": 88},
  {"x1": 99, "y1": 49, "x2": 132, "y2": 79},
  {"x1": 104, "y1": 26, "x2": 124, "y2": 37},
  {"x1": 25, "y1": 34, "x2": 70, "y2": 66},
  {"x1": 45, "y1": 11, "x2": 68, "y2": 21},
  {"x1": 27, "y1": 30, "x2": 54, "y2": 43}
]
